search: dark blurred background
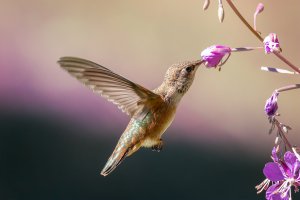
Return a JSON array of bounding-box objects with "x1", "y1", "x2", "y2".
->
[
  {"x1": 1, "y1": 0, "x2": 300, "y2": 199},
  {"x1": 1, "y1": 108, "x2": 266, "y2": 200}
]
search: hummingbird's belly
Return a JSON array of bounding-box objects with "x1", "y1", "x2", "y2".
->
[
  {"x1": 120, "y1": 105, "x2": 176, "y2": 149},
  {"x1": 141, "y1": 106, "x2": 176, "y2": 147}
]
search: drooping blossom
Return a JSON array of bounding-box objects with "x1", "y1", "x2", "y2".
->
[
  {"x1": 257, "y1": 148, "x2": 300, "y2": 200},
  {"x1": 200, "y1": 45, "x2": 231, "y2": 68},
  {"x1": 264, "y1": 91, "x2": 279, "y2": 117},
  {"x1": 264, "y1": 33, "x2": 282, "y2": 54}
]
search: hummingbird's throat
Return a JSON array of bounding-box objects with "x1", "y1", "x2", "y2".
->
[
  {"x1": 161, "y1": 86, "x2": 186, "y2": 105},
  {"x1": 176, "y1": 83, "x2": 190, "y2": 94}
]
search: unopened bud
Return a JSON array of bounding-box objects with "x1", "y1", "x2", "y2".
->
[
  {"x1": 264, "y1": 91, "x2": 279, "y2": 117},
  {"x1": 203, "y1": 0, "x2": 210, "y2": 10},
  {"x1": 292, "y1": 147, "x2": 300, "y2": 161},
  {"x1": 218, "y1": 4, "x2": 224, "y2": 23},
  {"x1": 255, "y1": 3, "x2": 264, "y2": 15}
]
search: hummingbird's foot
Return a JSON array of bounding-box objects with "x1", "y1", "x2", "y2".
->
[{"x1": 151, "y1": 140, "x2": 163, "y2": 152}]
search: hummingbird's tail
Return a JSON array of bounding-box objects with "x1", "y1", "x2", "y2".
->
[{"x1": 101, "y1": 146, "x2": 129, "y2": 176}]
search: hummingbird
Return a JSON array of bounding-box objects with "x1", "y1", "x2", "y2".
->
[{"x1": 58, "y1": 57, "x2": 203, "y2": 176}]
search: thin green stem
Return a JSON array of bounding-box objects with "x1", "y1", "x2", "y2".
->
[{"x1": 225, "y1": 0, "x2": 300, "y2": 74}]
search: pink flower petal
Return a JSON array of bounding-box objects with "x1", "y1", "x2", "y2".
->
[
  {"x1": 263, "y1": 162, "x2": 284, "y2": 181},
  {"x1": 266, "y1": 183, "x2": 289, "y2": 200}
]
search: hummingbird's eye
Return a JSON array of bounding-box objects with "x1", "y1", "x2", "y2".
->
[{"x1": 185, "y1": 66, "x2": 193, "y2": 73}]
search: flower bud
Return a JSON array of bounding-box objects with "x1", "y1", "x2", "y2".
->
[
  {"x1": 264, "y1": 91, "x2": 279, "y2": 116},
  {"x1": 254, "y1": 3, "x2": 264, "y2": 16},
  {"x1": 203, "y1": 0, "x2": 210, "y2": 10},
  {"x1": 218, "y1": 4, "x2": 224, "y2": 23}
]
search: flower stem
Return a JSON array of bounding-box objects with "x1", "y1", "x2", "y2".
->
[
  {"x1": 273, "y1": 52, "x2": 300, "y2": 74},
  {"x1": 274, "y1": 118, "x2": 292, "y2": 150},
  {"x1": 225, "y1": 0, "x2": 300, "y2": 74},
  {"x1": 276, "y1": 84, "x2": 300, "y2": 93},
  {"x1": 225, "y1": 0, "x2": 263, "y2": 42},
  {"x1": 253, "y1": 14, "x2": 257, "y2": 32},
  {"x1": 292, "y1": 147, "x2": 300, "y2": 161}
]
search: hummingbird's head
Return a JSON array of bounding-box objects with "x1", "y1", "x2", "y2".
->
[{"x1": 159, "y1": 60, "x2": 203, "y2": 103}]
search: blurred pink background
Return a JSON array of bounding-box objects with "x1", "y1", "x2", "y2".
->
[{"x1": 1, "y1": 0, "x2": 300, "y2": 156}]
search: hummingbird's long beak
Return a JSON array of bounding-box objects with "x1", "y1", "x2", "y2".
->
[
  {"x1": 193, "y1": 60, "x2": 203, "y2": 70},
  {"x1": 196, "y1": 59, "x2": 203, "y2": 66}
]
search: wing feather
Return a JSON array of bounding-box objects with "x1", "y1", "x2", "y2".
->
[{"x1": 58, "y1": 57, "x2": 163, "y2": 119}]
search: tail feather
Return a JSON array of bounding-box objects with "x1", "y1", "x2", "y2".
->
[{"x1": 101, "y1": 147, "x2": 129, "y2": 176}]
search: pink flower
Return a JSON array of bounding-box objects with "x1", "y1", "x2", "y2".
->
[
  {"x1": 256, "y1": 148, "x2": 300, "y2": 200},
  {"x1": 263, "y1": 150, "x2": 300, "y2": 200},
  {"x1": 200, "y1": 45, "x2": 231, "y2": 68},
  {"x1": 264, "y1": 33, "x2": 282, "y2": 54}
]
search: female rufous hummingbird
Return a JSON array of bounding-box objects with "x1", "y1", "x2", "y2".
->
[{"x1": 58, "y1": 57, "x2": 203, "y2": 176}]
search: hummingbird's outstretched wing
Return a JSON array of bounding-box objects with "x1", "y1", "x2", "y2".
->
[{"x1": 58, "y1": 57, "x2": 163, "y2": 120}]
